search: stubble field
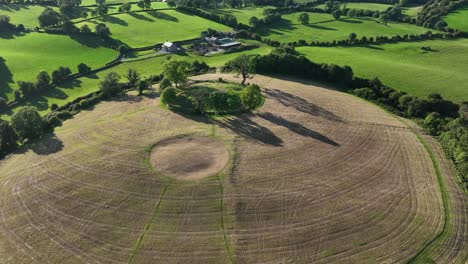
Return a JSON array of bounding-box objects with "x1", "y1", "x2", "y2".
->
[{"x1": 0, "y1": 74, "x2": 465, "y2": 263}]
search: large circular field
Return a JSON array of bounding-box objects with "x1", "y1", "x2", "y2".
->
[{"x1": 0, "y1": 75, "x2": 465, "y2": 263}]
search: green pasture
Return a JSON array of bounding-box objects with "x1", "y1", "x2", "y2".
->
[
  {"x1": 443, "y1": 4, "x2": 468, "y2": 32},
  {"x1": 75, "y1": 10, "x2": 230, "y2": 47},
  {"x1": 257, "y1": 12, "x2": 431, "y2": 43},
  {"x1": 0, "y1": 33, "x2": 119, "y2": 101},
  {"x1": 204, "y1": 6, "x2": 272, "y2": 25},
  {"x1": 3, "y1": 41, "x2": 271, "y2": 117},
  {"x1": 315, "y1": 3, "x2": 421, "y2": 16},
  {"x1": 297, "y1": 39, "x2": 468, "y2": 102},
  {"x1": 0, "y1": 4, "x2": 59, "y2": 28}
]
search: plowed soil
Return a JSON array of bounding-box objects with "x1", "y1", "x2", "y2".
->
[{"x1": 0, "y1": 74, "x2": 465, "y2": 264}]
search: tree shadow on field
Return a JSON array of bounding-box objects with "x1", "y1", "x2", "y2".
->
[
  {"x1": 305, "y1": 24, "x2": 336, "y2": 31},
  {"x1": 341, "y1": 18, "x2": 363, "y2": 24},
  {"x1": 0, "y1": 57, "x2": 14, "y2": 99},
  {"x1": 258, "y1": 112, "x2": 339, "y2": 146},
  {"x1": 263, "y1": 88, "x2": 343, "y2": 122},
  {"x1": 129, "y1": 12, "x2": 155, "y2": 22},
  {"x1": 28, "y1": 134, "x2": 64, "y2": 155},
  {"x1": 100, "y1": 14, "x2": 128, "y2": 26},
  {"x1": 149, "y1": 11, "x2": 178, "y2": 22},
  {"x1": 211, "y1": 115, "x2": 283, "y2": 146},
  {"x1": 0, "y1": 31, "x2": 25, "y2": 39}
]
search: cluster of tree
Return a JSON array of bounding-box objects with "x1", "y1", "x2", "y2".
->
[
  {"x1": 159, "y1": 58, "x2": 261, "y2": 115},
  {"x1": 0, "y1": 15, "x2": 25, "y2": 32},
  {"x1": 58, "y1": 0, "x2": 82, "y2": 17},
  {"x1": 118, "y1": 2, "x2": 132, "y2": 12},
  {"x1": 223, "y1": 48, "x2": 353, "y2": 85},
  {"x1": 15, "y1": 65, "x2": 80, "y2": 101},
  {"x1": 248, "y1": 12, "x2": 282, "y2": 28},
  {"x1": 39, "y1": 7, "x2": 63, "y2": 27},
  {"x1": 161, "y1": 81, "x2": 262, "y2": 115},
  {"x1": 416, "y1": 0, "x2": 465, "y2": 29},
  {"x1": 435, "y1": 115, "x2": 467, "y2": 190},
  {"x1": 0, "y1": 107, "x2": 49, "y2": 158},
  {"x1": 45, "y1": 20, "x2": 111, "y2": 39},
  {"x1": 136, "y1": 0, "x2": 151, "y2": 9}
]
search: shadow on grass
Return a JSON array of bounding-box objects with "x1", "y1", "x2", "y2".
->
[
  {"x1": 341, "y1": 18, "x2": 363, "y2": 24},
  {"x1": 305, "y1": 24, "x2": 336, "y2": 31},
  {"x1": 0, "y1": 57, "x2": 14, "y2": 99},
  {"x1": 258, "y1": 112, "x2": 339, "y2": 146},
  {"x1": 0, "y1": 4, "x2": 30, "y2": 12},
  {"x1": 28, "y1": 133, "x2": 64, "y2": 155},
  {"x1": 129, "y1": 12, "x2": 155, "y2": 22},
  {"x1": 212, "y1": 115, "x2": 283, "y2": 146},
  {"x1": 0, "y1": 31, "x2": 26, "y2": 39},
  {"x1": 148, "y1": 11, "x2": 178, "y2": 22},
  {"x1": 99, "y1": 14, "x2": 129, "y2": 26},
  {"x1": 263, "y1": 88, "x2": 343, "y2": 122}
]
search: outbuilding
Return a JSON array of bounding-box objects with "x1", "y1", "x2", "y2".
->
[{"x1": 161, "y1": 42, "x2": 179, "y2": 53}]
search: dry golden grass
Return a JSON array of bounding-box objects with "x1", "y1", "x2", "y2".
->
[{"x1": 0, "y1": 74, "x2": 465, "y2": 263}]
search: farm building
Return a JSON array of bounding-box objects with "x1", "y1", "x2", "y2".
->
[
  {"x1": 161, "y1": 42, "x2": 179, "y2": 53},
  {"x1": 205, "y1": 37, "x2": 241, "y2": 48}
]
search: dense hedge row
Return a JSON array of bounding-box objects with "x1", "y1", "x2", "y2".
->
[{"x1": 417, "y1": 0, "x2": 466, "y2": 29}]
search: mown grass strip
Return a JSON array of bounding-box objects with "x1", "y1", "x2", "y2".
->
[
  {"x1": 217, "y1": 174, "x2": 235, "y2": 264},
  {"x1": 402, "y1": 121, "x2": 451, "y2": 264},
  {"x1": 128, "y1": 182, "x2": 171, "y2": 264}
]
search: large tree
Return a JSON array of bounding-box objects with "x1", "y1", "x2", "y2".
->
[
  {"x1": 11, "y1": 106, "x2": 44, "y2": 141},
  {"x1": 298, "y1": 13, "x2": 309, "y2": 25},
  {"x1": 99, "y1": 72, "x2": 121, "y2": 97},
  {"x1": 163, "y1": 60, "x2": 191, "y2": 88},
  {"x1": 38, "y1": 8, "x2": 62, "y2": 27},
  {"x1": 35, "y1": 71, "x2": 52, "y2": 92},
  {"x1": 241, "y1": 84, "x2": 262, "y2": 109},
  {"x1": 249, "y1": 16, "x2": 259, "y2": 28},
  {"x1": 0, "y1": 119, "x2": 18, "y2": 157},
  {"x1": 125, "y1": 68, "x2": 140, "y2": 88},
  {"x1": 231, "y1": 55, "x2": 255, "y2": 85},
  {"x1": 95, "y1": 23, "x2": 111, "y2": 39}
]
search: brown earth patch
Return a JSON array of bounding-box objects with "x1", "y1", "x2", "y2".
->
[{"x1": 150, "y1": 136, "x2": 229, "y2": 180}]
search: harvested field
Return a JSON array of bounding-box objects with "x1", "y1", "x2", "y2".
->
[
  {"x1": 0, "y1": 74, "x2": 465, "y2": 263},
  {"x1": 150, "y1": 136, "x2": 230, "y2": 180}
]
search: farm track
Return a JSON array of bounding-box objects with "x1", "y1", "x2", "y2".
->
[{"x1": 0, "y1": 74, "x2": 465, "y2": 263}]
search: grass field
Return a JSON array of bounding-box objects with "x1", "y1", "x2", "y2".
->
[
  {"x1": 203, "y1": 6, "x2": 272, "y2": 25},
  {"x1": 0, "y1": 4, "x2": 59, "y2": 28},
  {"x1": 75, "y1": 10, "x2": 230, "y2": 47},
  {"x1": 315, "y1": 3, "x2": 421, "y2": 16},
  {"x1": 297, "y1": 39, "x2": 468, "y2": 102},
  {"x1": 2, "y1": 41, "x2": 272, "y2": 117},
  {"x1": 257, "y1": 12, "x2": 431, "y2": 43},
  {"x1": 0, "y1": 32, "x2": 118, "y2": 102},
  {"x1": 0, "y1": 74, "x2": 465, "y2": 263},
  {"x1": 443, "y1": 4, "x2": 468, "y2": 32}
]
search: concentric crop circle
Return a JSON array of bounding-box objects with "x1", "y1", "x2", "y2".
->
[{"x1": 150, "y1": 136, "x2": 229, "y2": 180}]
